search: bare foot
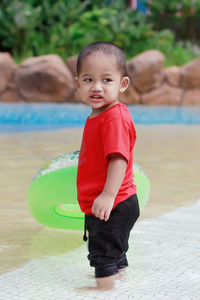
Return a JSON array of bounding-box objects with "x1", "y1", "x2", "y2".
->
[
  {"x1": 96, "y1": 273, "x2": 119, "y2": 291},
  {"x1": 76, "y1": 273, "x2": 119, "y2": 293}
]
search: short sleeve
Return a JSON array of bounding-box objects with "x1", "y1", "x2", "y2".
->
[{"x1": 101, "y1": 118, "x2": 130, "y2": 162}]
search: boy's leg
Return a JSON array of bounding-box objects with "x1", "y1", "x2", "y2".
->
[
  {"x1": 85, "y1": 194, "x2": 140, "y2": 287},
  {"x1": 85, "y1": 215, "x2": 119, "y2": 279},
  {"x1": 85, "y1": 215, "x2": 120, "y2": 290},
  {"x1": 111, "y1": 194, "x2": 140, "y2": 270}
]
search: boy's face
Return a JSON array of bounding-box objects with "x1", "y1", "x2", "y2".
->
[{"x1": 75, "y1": 53, "x2": 129, "y2": 117}]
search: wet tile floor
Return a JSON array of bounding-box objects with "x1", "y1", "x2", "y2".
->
[{"x1": 0, "y1": 125, "x2": 200, "y2": 299}]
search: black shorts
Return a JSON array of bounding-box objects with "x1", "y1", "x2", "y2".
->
[{"x1": 85, "y1": 194, "x2": 140, "y2": 278}]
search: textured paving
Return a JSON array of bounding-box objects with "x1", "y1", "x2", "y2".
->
[{"x1": 1, "y1": 199, "x2": 200, "y2": 300}]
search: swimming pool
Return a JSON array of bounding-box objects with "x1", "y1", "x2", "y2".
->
[{"x1": 0, "y1": 103, "x2": 200, "y2": 133}]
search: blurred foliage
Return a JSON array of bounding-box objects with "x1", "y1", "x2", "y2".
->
[
  {"x1": 66, "y1": 7, "x2": 153, "y2": 58},
  {"x1": 0, "y1": 0, "x2": 199, "y2": 66},
  {"x1": 145, "y1": 0, "x2": 200, "y2": 41},
  {"x1": 0, "y1": 0, "x2": 90, "y2": 59},
  {"x1": 135, "y1": 29, "x2": 200, "y2": 67}
]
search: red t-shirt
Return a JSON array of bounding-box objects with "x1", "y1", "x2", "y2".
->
[{"x1": 77, "y1": 102, "x2": 137, "y2": 215}]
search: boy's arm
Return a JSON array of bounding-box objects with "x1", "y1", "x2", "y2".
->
[{"x1": 91, "y1": 153, "x2": 127, "y2": 221}]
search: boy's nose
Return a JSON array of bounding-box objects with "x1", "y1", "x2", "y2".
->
[{"x1": 91, "y1": 82, "x2": 102, "y2": 91}]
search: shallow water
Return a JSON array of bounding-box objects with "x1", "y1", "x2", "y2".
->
[
  {"x1": 0, "y1": 125, "x2": 200, "y2": 275},
  {"x1": 1, "y1": 200, "x2": 200, "y2": 299}
]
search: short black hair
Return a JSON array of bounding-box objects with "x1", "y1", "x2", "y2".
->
[{"x1": 77, "y1": 42, "x2": 127, "y2": 76}]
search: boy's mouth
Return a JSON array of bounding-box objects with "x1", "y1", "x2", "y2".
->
[{"x1": 90, "y1": 95, "x2": 103, "y2": 102}]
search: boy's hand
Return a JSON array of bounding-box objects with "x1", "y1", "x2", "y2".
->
[
  {"x1": 91, "y1": 192, "x2": 115, "y2": 221},
  {"x1": 91, "y1": 153, "x2": 127, "y2": 222}
]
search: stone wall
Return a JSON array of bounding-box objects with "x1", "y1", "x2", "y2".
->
[{"x1": 0, "y1": 50, "x2": 200, "y2": 105}]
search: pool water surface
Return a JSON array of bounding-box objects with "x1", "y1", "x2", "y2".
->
[{"x1": 0, "y1": 103, "x2": 200, "y2": 133}]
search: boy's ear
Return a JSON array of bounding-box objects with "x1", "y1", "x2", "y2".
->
[
  {"x1": 120, "y1": 76, "x2": 129, "y2": 93},
  {"x1": 74, "y1": 77, "x2": 80, "y2": 90}
]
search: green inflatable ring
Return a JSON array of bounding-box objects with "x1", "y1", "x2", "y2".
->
[{"x1": 27, "y1": 151, "x2": 150, "y2": 230}]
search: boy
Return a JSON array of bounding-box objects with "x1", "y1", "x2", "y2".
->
[{"x1": 75, "y1": 42, "x2": 140, "y2": 290}]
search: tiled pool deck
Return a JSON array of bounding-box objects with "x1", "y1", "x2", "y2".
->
[
  {"x1": 0, "y1": 125, "x2": 200, "y2": 299},
  {"x1": 0, "y1": 199, "x2": 200, "y2": 299}
]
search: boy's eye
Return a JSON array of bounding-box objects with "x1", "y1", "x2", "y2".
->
[
  {"x1": 104, "y1": 78, "x2": 112, "y2": 83},
  {"x1": 84, "y1": 78, "x2": 92, "y2": 82}
]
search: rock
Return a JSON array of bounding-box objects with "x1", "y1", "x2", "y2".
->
[
  {"x1": 164, "y1": 66, "x2": 181, "y2": 87},
  {"x1": 141, "y1": 83, "x2": 182, "y2": 105},
  {"x1": 119, "y1": 81, "x2": 140, "y2": 104},
  {"x1": 0, "y1": 87, "x2": 22, "y2": 102},
  {"x1": 0, "y1": 74, "x2": 23, "y2": 102},
  {"x1": 127, "y1": 50, "x2": 165, "y2": 93},
  {"x1": 69, "y1": 90, "x2": 81, "y2": 103},
  {"x1": 181, "y1": 58, "x2": 200, "y2": 89},
  {"x1": 0, "y1": 53, "x2": 16, "y2": 93},
  {"x1": 66, "y1": 55, "x2": 78, "y2": 77},
  {"x1": 1, "y1": 50, "x2": 200, "y2": 105},
  {"x1": 183, "y1": 89, "x2": 200, "y2": 105},
  {"x1": 13, "y1": 54, "x2": 75, "y2": 102}
]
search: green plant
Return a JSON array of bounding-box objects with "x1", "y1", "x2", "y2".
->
[
  {"x1": 0, "y1": 1, "x2": 41, "y2": 57},
  {"x1": 145, "y1": 0, "x2": 200, "y2": 41},
  {"x1": 66, "y1": 7, "x2": 153, "y2": 58},
  {"x1": 163, "y1": 41, "x2": 200, "y2": 67},
  {"x1": 0, "y1": 0, "x2": 90, "y2": 58},
  {"x1": 0, "y1": 0, "x2": 199, "y2": 67}
]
